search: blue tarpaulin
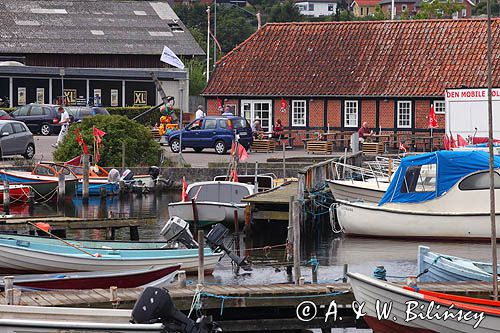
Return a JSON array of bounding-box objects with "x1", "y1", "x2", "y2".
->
[{"x1": 378, "y1": 151, "x2": 500, "y2": 206}]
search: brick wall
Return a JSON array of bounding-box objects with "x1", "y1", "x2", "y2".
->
[
  {"x1": 415, "y1": 99, "x2": 431, "y2": 129},
  {"x1": 379, "y1": 100, "x2": 394, "y2": 129},
  {"x1": 308, "y1": 99, "x2": 324, "y2": 128},
  {"x1": 361, "y1": 99, "x2": 377, "y2": 130},
  {"x1": 327, "y1": 100, "x2": 341, "y2": 128}
]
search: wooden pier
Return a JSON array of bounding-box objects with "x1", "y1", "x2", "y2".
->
[{"x1": 0, "y1": 281, "x2": 495, "y2": 331}]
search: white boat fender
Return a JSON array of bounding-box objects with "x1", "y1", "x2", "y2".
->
[{"x1": 107, "y1": 169, "x2": 120, "y2": 183}]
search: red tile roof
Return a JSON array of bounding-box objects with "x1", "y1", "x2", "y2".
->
[
  {"x1": 203, "y1": 19, "x2": 500, "y2": 98},
  {"x1": 352, "y1": 0, "x2": 380, "y2": 6}
]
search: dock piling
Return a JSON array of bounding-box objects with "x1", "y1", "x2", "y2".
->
[
  {"x1": 99, "y1": 186, "x2": 107, "y2": 199},
  {"x1": 286, "y1": 195, "x2": 294, "y2": 277},
  {"x1": 282, "y1": 142, "x2": 286, "y2": 180},
  {"x1": 3, "y1": 178, "x2": 9, "y2": 214},
  {"x1": 178, "y1": 270, "x2": 187, "y2": 288},
  {"x1": 4, "y1": 276, "x2": 13, "y2": 304},
  {"x1": 343, "y1": 263, "x2": 348, "y2": 283},
  {"x1": 129, "y1": 226, "x2": 139, "y2": 241},
  {"x1": 57, "y1": 173, "x2": 65, "y2": 203},
  {"x1": 293, "y1": 198, "x2": 301, "y2": 285},
  {"x1": 109, "y1": 286, "x2": 119, "y2": 308},
  {"x1": 311, "y1": 256, "x2": 318, "y2": 284},
  {"x1": 197, "y1": 230, "x2": 204, "y2": 285},
  {"x1": 191, "y1": 198, "x2": 199, "y2": 235},
  {"x1": 254, "y1": 161, "x2": 259, "y2": 193},
  {"x1": 233, "y1": 210, "x2": 240, "y2": 257},
  {"x1": 82, "y1": 154, "x2": 90, "y2": 201}
]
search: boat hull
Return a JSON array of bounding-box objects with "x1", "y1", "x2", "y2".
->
[
  {"x1": 168, "y1": 201, "x2": 246, "y2": 226},
  {"x1": 0, "y1": 185, "x2": 30, "y2": 204},
  {"x1": 76, "y1": 182, "x2": 119, "y2": 196},
  {"x1": 0, "y1": 305, "x2": 164, "y2": 332},
  {"x1": 6, "y1": 264, "x2": 179, "y2": 290},
  {"x1": 336, "y1": 200, "x2": 500, "y2": 240},
  {"x1": 348, "y1": 272, "x2": 500, "y2": 333},
  {"x1": 326, "y1": 179, "x2": 387, "y2": 203}
]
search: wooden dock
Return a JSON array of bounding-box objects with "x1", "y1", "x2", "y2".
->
[{"x1": 242, "y1": 181, "x2": 297, "y2": 221}]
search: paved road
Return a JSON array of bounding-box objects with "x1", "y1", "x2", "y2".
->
[{"x1": 34, "y1": 135, "x2": 57, "y2": 161}]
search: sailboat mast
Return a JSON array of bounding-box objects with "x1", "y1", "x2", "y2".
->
[{"x1": 486, "y1": 0, "x2": 498, "y2": 300}]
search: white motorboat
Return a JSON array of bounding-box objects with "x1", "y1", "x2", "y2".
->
[
  {"x1": 336, "y1": 151, "x2": 500, "y2": 240},
  {"x1": 348, "y1": 272, "x2": 500, "y2": 332},
  {"x1": 326, "y1": 179, "x2": 388, "y2": 203},
  {"x1": 0, "y1": 305, "x2": 164, "y2": 332},
  {"x1": 168, "y1": 181, "x2": 254, "y2": 226}
]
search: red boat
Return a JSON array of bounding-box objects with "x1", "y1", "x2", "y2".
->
[
  {"x1": 0, "y1": 184, "x2": 30, "y2": 204},
  {"x1": 2, "y1": 264, "x2": 180, "y2": 290}
]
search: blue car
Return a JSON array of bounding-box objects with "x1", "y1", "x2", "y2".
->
[{"x1": 168, "y1": 116, "x2": 253, "y2": 154}]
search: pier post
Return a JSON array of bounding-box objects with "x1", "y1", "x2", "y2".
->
[
  {"x1": 388, "y1": 158, "x2": 393, "y2": 182},
  {"x1": 254, "y1": 161, "x2": 259, "y2": 193},
  {"x1": 343, "y1": 263, "x2": 348, "y2": 283},
  {"x1": 109, "y1": 286, "x2": 119, "y2": 308},
  {"x1": 286, "y1": 195, "x2": 294, "y2": 277},
  {"x1": 4, "y1": 276, "x2": 13, "y2": 305},
  {"x1": 243, "y1": 204, "x2": 252, "y2": 235},
  {"x1": 28, "y1": 187, "x2": 35, "y2": 214},
  {"x1": 82, "y1": 154, "x2": 89, "y2": 201},
  {"x1": 106, "y1": 227, "x2": 116, "y2": 240},
  {"x1": 57, "y1": 173, "x2": 65, "y2": 203},
  {"x1": 178, "y1": 270, "x2": 187, "y2": 288},
  {"x1": 311, "y1": 255, "x2": 318, "y2": 284},
  {"x1": 282, "y1": 142, "x2": 286, "y2": 180},
  {"x1": 197, "y1": 230, "x2": 205, "y2": 285},
  {"x1": 99, "y1": 186, "x2": 107, "y2": 199},
  {"x1": 2, "y1": 178, "x2": 9, "y2": 214},
  {"x1": 293, "y1": 199, "x2": 301, "y2": 285},
  {"x1": 118, "y1": 180, "x2": 126, "y2": 196},
  {"x1": 121, "y1": 141, "x2": 126, "y2": 171},
  {"x1": 129, "y1": 226, "x2": 139, "y2": 241},
  {"x1": 233, "y1": 210, "x2": 240, "y2": 257},
  {"x1": 191, "y1": 198, "x2": 199, "y2": 235}
]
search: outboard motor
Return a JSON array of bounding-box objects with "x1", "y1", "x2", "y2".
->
[
  {"x1": 121, "y1": 169, "x2": 135, "y2": 181},
  {"x1": 107, "y1": 168, "x2": 120, "y2": 183},
  {"x1": 149, "y1": 166, "x2": 160, "y2": 181},
  {"x1": 205, "y1": 224, "x2": 249, "y2": 269},
  {"x1": 131, "y1": 287, "x2": 218, "y2": 333},
  {"x1": 160, "y1": 216, "x2": 198, "y2": 249}
]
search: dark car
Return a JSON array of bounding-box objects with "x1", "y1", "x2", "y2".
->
[
  {"x1": 0, "y1": 120, "x2": 35, "y2": 159},
  {"x1": 10, "y1": 104, "x2": 65, "y2": 136},
  {"x1": 168, "y1": 116, "x2": 253, "y2": 155},
  {"x1": 66, "y1": 106, "x2": 109, "y2": 122},
  {"x1": 0, "y1": 110, "x2": 12, "y2": 120}
]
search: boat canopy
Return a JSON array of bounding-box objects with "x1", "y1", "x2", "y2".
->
[{"x1": 378, "y1": 151, "x2": 500, "y2": 206}]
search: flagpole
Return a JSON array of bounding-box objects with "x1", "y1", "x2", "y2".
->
[
  {"x1": 486, "y1": 0, "x2": 498, "y2": 300},
  {"x1": 213, "y1": 0, "x2": 217, "y2": 69},
  {"x1": 206, "y1": 6, "x2": 211, "y2": 83}
]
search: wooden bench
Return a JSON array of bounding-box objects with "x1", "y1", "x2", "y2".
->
[
  {"x1": 306, "y1": 140, "x2": 333, "y2": 154},
  {"x1": 251, "y1": 139, "x2": 275, "y2": 153},
  {"x1": 362, "y1": 142, "x2": 384, "y2": 155},
  {"x1": 150, "y1": 128, "x2": 161, "y2": 140}
]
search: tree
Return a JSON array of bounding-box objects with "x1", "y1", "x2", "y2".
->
[
  {"x1": 53, "y1": 115, "x2": 161, "y2": 167},
  {"x1": 372, "y1": 5, "x2": 388, "y2": 20},
  {"x1": 473, "y1": 0, "x2": 500, "y2": 16},
  {"x1": 267, "y1": 0, "x2": 303, "y2": 22},
  {"x1": 414, "y1": 0, "x2": 464, "y2": 19}
]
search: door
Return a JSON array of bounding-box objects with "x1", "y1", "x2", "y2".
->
[
  {"x1": 182, "y1": 119, "x2": 204, "y2": 148},
  {"x1": 11, "y1": 105, "x2": 31, "y2": 128},
  {"x1": 241, "y1": 100, "x2": 272, "y2": 132},
  {"x1": 199, "y1": 118, "x2": 218, "y2": 147},
  {"x1": 11, "y1": 122, "x2": 29, "y2": 155},
  {"x1": 0, "y1": 123, "x2": 16, "y2": 155},
  {"x1": 25, "y1": 105, "x2": 46, "y2": 133}
]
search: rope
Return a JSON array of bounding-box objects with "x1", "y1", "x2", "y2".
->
[
  {"x1": 329, "y1": 203, "x2": 343, "y2": 234},
  {"x1": 416, "y1": 255, "x2": 449, "y2": 279},
  {"x1": 373, "y1": 266, "x2": 387, "y2": 280},
  {"x1": 188, "y1": 284, "x2": 204, "y2": 319}
]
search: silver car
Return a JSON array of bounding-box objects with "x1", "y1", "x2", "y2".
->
[{"x1": 0, "y1": 120, "x2": 35, "y2": 159}]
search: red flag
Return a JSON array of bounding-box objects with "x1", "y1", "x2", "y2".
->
[
  {"x1": 399, "y1": 142, "x2": 407, "y2": 152},
  {"x1": 181, "y1": 176, "x2": 188, "y2": 202},
  {"x1": 209, "y1": 30, "x2": 222, "y2": 52},
  {"x1": 457, "y1": 134, "x2": 468, "y2": 147},
  {"x1": 231, "y1": 142, "x2": 249, "y2": 162},
  {"x1": 35, "y1": 222, "x2": 52, "y2": 233},
  {"x1": 428, "y1": 105, "x2": 438, "y2": 129},
  {"x1": 230, "y1": 167, "x2": 238, "y2": 182},
  {"x1": 280, "y1": 98, "x2": 288, "y2": 113},
  {"x1": 443, "y1": 134, "x2": 450, "y2": 150},
  {"x1": 64, "y1": 155, "x2": 82, "y2": 166},
  {"x1": 217, "y1": 98, "x2": 223, "y2": 114},
  {"x1": 449, "y1": 134, "x2": 457, "y2": 148},
  {"x1": 93, "y1": 127, "x2": 106, "y2": 144},
  {"x1": 74, "y1": 129, "x2": 89, "y2": 154}
]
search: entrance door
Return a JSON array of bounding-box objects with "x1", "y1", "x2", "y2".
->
[{"x1": 241, "y1": 100, "x2": 272, "y2": 132}]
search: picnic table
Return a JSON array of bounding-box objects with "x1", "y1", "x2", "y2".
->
[{"x1": 371, "y1": 133, "x2": 393, "y2": 153}]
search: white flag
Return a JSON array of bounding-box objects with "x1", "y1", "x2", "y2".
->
[{"x1": 160, "y1": 46, "x2": 185, "y2": 69}]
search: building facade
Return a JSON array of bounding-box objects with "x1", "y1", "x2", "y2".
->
[
  {"x1": 295, "y1": 0, "x2": 338, "y2": 17},
  {"x1": 0, "y1": 0, "x2": 204, "y2": 108},
  {"x1": 202, "y1": 19, "x2": 500, "y2": 146}
]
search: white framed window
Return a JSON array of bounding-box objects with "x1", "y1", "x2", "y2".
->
[
  {"x1": 434, "y1": 100, "x2": 445, "y2": 114},
  {"x1": 402, "y1": 4, "x2": 407, "y2": 11},
  {"x1": 328, "y1": 3, "x2": 334, "y2": 11},
  {"x1": 241, "y1": 100, "x2": 272, "y2": 132},
  {"x1": 462, "y1": 8, "x2": 467, "y2": 16},
  {"x1": 360, "y1": 7, "x2": 364, "y2": 15},
  {"x1": 292, "y1": 100, "x2": 306, "y2": 127},
  {"x1": 397, "y1": 101, "x2": 412, "y2": 128},
  {"x1": 308, "y1": 3, "x2": 314, "y2": 10},
  {"x1": 344, "y1": 100, "x2": 358, "y2": 127}
]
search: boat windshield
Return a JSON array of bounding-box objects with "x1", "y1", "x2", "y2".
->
[{"x1": 188, "y1": 183, "x2": 251, "y2": 203}]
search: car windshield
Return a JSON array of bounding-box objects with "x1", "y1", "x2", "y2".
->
[
  {"x1": 0, "y1": 110, "x2": 8, "y2": 117},
  {"x1": 232, "y1": 118, "x2": 249, "y2": 129}
]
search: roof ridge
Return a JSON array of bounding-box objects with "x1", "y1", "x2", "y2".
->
[{"x1": 264, "y1": 18, "x2": 499, "y2": 26}]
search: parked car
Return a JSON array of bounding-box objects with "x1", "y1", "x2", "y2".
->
[
  {"x1": 168, "y1": 116, "x2": 253, "y2": 155},
  {"x1": 0, "y1": 120, "x2": 35, "y2": 159},
  {"x1": 10, "y1": 104, "x2": 66, "y2": 136},
  {"x1": 66, "y1": 106, "x2": 109, "y2": 122},
  {"x1": 0, "y1": 110, "x2": 12, "y2": 120}
]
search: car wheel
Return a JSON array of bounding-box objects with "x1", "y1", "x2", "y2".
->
[
  {"x1": 194, "y1": 148, "x2": 204, "y2": 153},
  {"x1": 170, "y1": 138, "x2": 180, "y2": 153},
  {"x1": 215, "y1": 140, "x2": 227, "y2": 155},
  {"x1": 40, "y1": 124, "x2": 51, "y2": 136},
  {"x1": 24, "y1": 144, "x2": 35, "y2": 159}
]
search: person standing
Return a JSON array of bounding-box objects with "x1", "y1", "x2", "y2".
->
[
  {"x1": 52, "y1": 106, "x2": 70, "y2": 148},
  {"x1": 195, "y1": 105, "x2": 205, "y2": 119}
]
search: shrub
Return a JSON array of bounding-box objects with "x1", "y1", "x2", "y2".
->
[{"x1": 53, "y1": 115, "x2": 161, "y2": 167}]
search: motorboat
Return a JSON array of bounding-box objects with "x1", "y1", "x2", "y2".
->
[
  {"x1": 348, "y1": 272, "x2": 500, "y2": 332},
  {"x1": 336, "y1": 151, "x2": 500, "y2": 240},
  {"x1": 327, "y1": 179, "x2": 388, "y2": 203},
  {"x1": 168, "y1": 181, "x2": 254, "y2": 226},
  {"x1": 1, "y1": 264, "x2": 179, "y2": 290},
  {"x1": 0, "y1": 184, "x2": 31, "y2": 204},
  {"x1": 417, "y1": 245, "x2": 500, "y2": 282}
]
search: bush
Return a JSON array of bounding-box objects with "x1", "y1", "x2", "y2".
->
[{"x1": 53, "y1": 115, "x2": 161, "y2": 167}]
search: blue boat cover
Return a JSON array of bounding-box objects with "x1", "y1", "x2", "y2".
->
[{"x1": 378, "y1": 151, "x2": 500, "y2": 206}]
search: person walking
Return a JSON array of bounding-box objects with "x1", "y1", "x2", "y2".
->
[
  {"x1": 195, "y1": 105, "x2": 205, "y2": 119},
  {"x1": 52, "y1": 106, "x2": 70, "y2": 148}
]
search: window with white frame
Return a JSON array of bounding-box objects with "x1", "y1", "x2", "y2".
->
[
  {"x1": 344, "y1": 100, "x2": 358, "y2": 127},
  {"x1": 328, "y1": 3, "x2": 334, "y2": 11},
  {"x1": 308, "y1": 3, "x2": 314, "y2": 10},
  {"x1": 462, "y1": 8, "x2": 467, "y2": 16},
  {"x1": 434, "y1": 100, "x2": 445, "y2": 114},
  {"x1": 402, "y1": 4, "x2": 407, "y2": 11},
  {"x1": 397, "y1": 101, "x2": 412, "y2": 128},
  {"x1": 292, "y1": 100, "x2": 306, "y2": 126}
]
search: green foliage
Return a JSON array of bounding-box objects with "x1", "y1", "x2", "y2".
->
[
  {"x1": 53, "y1": 115, "x2": 161, "y2": 167},
  {"x1": 216, "y1": 6, "x2": 256, "y2": 53},
  {"x1": 187, "y1": 59, "x2": 208, "y2": 96},
  {"x1": 414, "y1": 0, "x2": 464, "y2": 19},
  {"x1": 372, "y1": 5, "x2": 388, "y2": 20},
  {"x1": 266, "y1": 0, "x2": 303, "y2": 22},
  {"x1": 473, "y1": 1, "x2": 500, "y2": 16}
]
